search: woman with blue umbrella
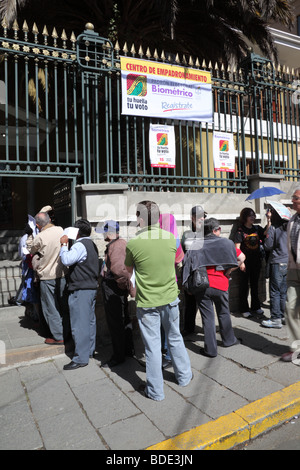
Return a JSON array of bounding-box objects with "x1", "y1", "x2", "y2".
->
[{"x1": 234, "y1": 208, "x2": 265, "y2": 318}]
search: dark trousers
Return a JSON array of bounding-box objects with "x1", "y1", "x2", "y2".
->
[
  {"x1": 101, "y1": 279, "x2": 134, "y2": 363},
  {"x1": 238, "y1": 259, "x2": 261, "y2": 313},
  {"x1": 183, "y1": 291, "x2": 198, "y2": 333},
  {"x1": 196, "y1": 287, "x2": 237, "y2": 357},
  {"x1": 40, "y1": 278, "x2": 70, "y2": 341}
]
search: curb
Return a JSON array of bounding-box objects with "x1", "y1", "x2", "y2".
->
[
  {"x1": 0, "y1": 343, "x2": 65, "y2": 368},
  {"x1": 146, "y1": 382, "x2": 300, "y2": 450}
]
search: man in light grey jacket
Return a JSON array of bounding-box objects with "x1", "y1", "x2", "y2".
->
[
  {"x1": 31, "y1": 212, "x2": 69, "y2": 345},
  {"x1": 282, "y1": 188, "x2": 300, "y2": 361}
]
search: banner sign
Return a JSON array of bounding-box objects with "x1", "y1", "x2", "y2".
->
[
  {"x1": 149, "y1": 124, "x2": 176, "y2": 168},
  {"x1": 120, "y1": 57, "x2": 212, "y2": 122},
  {"x1": 213, "y1": 131, "x2": 235, "y2": 173}
]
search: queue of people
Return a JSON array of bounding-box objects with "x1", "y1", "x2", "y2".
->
[{"x1": 15, "y1": 189, "x2": 300, "y2": 400}]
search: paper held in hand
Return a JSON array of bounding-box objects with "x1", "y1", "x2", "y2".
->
[{"x1": 63, "y1": 227, "x2": 79, "y2": 240}]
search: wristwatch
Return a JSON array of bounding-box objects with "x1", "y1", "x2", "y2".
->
[{"x1": 61, "y1": 243, "x2": 68, "y2": 246}]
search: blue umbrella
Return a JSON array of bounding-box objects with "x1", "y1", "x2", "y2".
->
[{"x1": 245, "y1": 186, "x2": 285, "y2": 201}]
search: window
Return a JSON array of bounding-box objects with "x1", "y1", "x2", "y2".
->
[{"x1": 297, "y1": 15, "x2": 300, "y2": 36}]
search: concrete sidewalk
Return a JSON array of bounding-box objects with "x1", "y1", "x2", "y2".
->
[{"x1": 1, "y1": 303, "x2": 300, "y2": 451}]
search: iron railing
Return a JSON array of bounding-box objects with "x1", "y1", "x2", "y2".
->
[{"x1": 0, "y1": 20, "x2": 299, "y2": 193}]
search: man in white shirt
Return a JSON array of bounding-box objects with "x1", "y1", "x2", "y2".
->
[{"x1": 60, "y1": 219, "x2": 100, "y2": 370}]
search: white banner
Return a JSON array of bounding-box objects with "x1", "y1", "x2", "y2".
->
[
  {"x1": 121, "y1": 57, "x2": 212, "y2": 123},
  {"x1": 213, "y1": 131, "x2": 235, "y2": 173},
  {"x1": 149, "y1": 124, "x2": 176, "y2": 168}
]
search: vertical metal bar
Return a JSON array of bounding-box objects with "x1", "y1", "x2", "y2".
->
[
  {"x1": 72, "y1": 67, "x2": 79, "y2": 167},
  {"x1": 86, "y1": 75, "x2": 91, "y2": 183},
  {"x1": 186, "y1": 121, "x2": 190, "y2": 191},
  {"x1": 94, "y1": 77, "x2": 100, "y2": 183},
  {"x1": 63, "y1": 64, "x2": 69, "y2": 164},
  {"x1": 14, "y1": 55, "x2": 20, "y2": 167},
  {"x1": 24, "y1": 58, "x2": 30, "y2": 163},
  {"x1": 198, "y1": 121, "x2": 204, "y2": 190},
  {"x1": 133, "y1": 116, "x2": 138, "y2": 187},
  {"x1": 141, "y1": 117, "x2": 146, "y2": 190},
  {"x1": 274, "y1": 89, "x2": 281, "y2": 169},
  {"x1": 293, "y1": 90, "x2": 299, "y2": 171},
  {"x1": 283, "y1": 89, "x2": 291, "y2": 177},
  {"x1": 81, "y1": 72, "x2": 87, "y2": 184},
  {"x1": 54, "y1": 62, "x2": 59, "y2": 164},
  {"x1": 108, "y1": 72, "x2": 113, "y2": 182},
  {"x1": 240, "y1": 92, "x2": 247, "y2": 185},
  {"x1": 268, "y1": 88, "x2": 275, "y2": 171},
  {"x1": 253, "y1": 86, "x2": 260, "y2": 173},
  {"x1": 44, "y1": 61, "x2": 50, "y2": 164},
  {"x1": 279, "y1": 91, "x2": 286, "y2": 175},
  {"x1": 192, "y1": 122, "x2": 197, "y2": 188},
  {"x1": 4, "y1": 53, "x2": 9, "y2": 161},
  {"x1": 105, "y1": 75, "x2": 110, "y2": 183},
  {"x1": 259, "y1": 89, "x2": 265, "y2": 173},
  {"x1": 235, "y1": 93, "x2": 241, "y2": 189},
  {"x1": 116, "y1": 75, "x2": 122, "y2": 182},
  {"x1": 178, "y1": 120, "x2": 183, "y2": 191},
  {"x1": 288, "y1": 90, "x2": 295, "y2": 175}
]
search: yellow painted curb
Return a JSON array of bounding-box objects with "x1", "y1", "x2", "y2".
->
[
  {"x1": 146, "y1": 382, "x2": 300, "y2": 451},
  {"x1": 236, "y1": 382, "x2": 300, "y2": 440}
]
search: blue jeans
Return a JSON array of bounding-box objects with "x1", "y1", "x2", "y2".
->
[
  {"x1": 137, "y1": 298, "x2": 192, "y2": 401},
  {"x1": 269, "y1": 263, "x2": 287, "y2": 320}
]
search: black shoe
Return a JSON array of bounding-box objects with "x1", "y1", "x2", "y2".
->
[
  {"x1": 101, "y1": 358, "x2": 124, "y2": 369},
  {"x1": 181, "y1": 329, "x2": 195, "y2": 337},
  {"x1": 63, "y1": 361, "x2": 88, "y2": 370},
  {"x1": 199, "y1": 348, "x2": 217, "y2": 358},
  {"x1": 223, "y1": 339, "x2": 241, "y2": 348}
]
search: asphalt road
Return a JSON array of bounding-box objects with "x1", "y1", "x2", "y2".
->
[{"x1": 239, "y1": 416, "x2": 300, "y2": 450}]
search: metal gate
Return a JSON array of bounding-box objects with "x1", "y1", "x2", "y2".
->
[{"x1": 0, "y1": 19, "x2": 299, "y2": 196}]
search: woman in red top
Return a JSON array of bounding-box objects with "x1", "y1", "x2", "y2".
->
[{"x1": 194, "y1": 219, "x2": 243, "y2": 357}]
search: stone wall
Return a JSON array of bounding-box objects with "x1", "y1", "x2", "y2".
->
[{"x1": 78, "y1": 173, "x2": 298, "y2": 315}]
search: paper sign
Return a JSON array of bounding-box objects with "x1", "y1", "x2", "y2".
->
[
  {"x1": 213, "y1": 131, "x2": 235, "y2": 173},
  {"x1": 149, "y1": 124, "x2": 176, "y2": 168},
  {"x1": 63, "y1": 227, "x2": 79, "y2": 240}
]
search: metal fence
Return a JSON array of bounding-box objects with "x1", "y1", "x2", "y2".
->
[{"x1": 0, "y1": 20, "x2": 299, "y2": 193}]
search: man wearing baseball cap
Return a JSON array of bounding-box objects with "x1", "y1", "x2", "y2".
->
[{"x1": 97, "y1": 220, "x2": 135, "y2": 368}]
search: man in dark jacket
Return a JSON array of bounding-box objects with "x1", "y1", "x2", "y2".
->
[
  {"x1": 98, "y1": 220, "x2": 135, "y2": 369},
  {"x1": 60, "y1": 219, "x2": 100, "y2": 370}
]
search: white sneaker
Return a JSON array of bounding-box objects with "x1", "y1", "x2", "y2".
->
[
  {"x1": 242, "y1": 312, "x2": 252, "y2": 318},
  {"x1": 261, "y1": 319, "x2": 282, "y2": 329}
]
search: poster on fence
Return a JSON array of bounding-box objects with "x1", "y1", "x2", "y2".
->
[
  {"x1": 149, "y1": 124, "x2": 176, "y2": 168},
  {"x1": 213, "y1": 131, "x2": 235, "y2": 173},
  {"x1": 120, "y1": 56, "x2": 212, "y2": 123}
]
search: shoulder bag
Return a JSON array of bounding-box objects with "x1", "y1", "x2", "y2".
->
[{"x1": 184, "y1": 266, "x2": 209, "y2": 295}]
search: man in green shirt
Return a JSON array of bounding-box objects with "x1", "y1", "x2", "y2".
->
[{"x1": 125, "y1": 200, "x2": 192, "y2": 401}]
